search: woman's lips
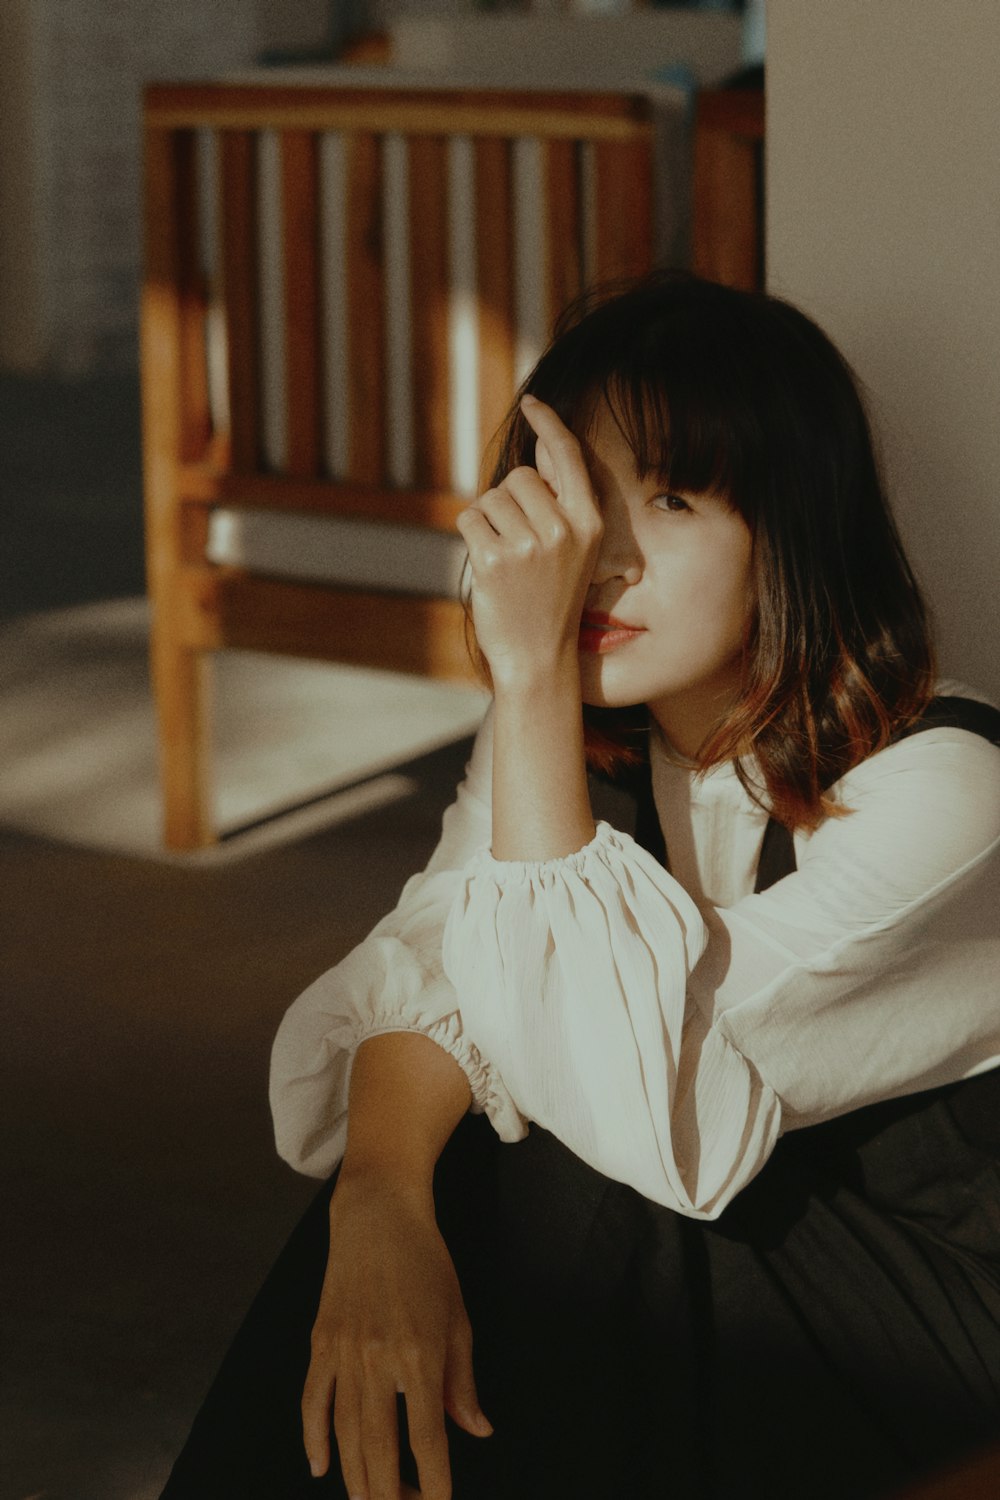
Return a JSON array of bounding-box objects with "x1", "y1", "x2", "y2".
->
[{"x1": 578, "y1": 613, "x2": 645, "y2": 655}]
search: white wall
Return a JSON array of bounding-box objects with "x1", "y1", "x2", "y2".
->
[{"x1": 766, "y1": 0, "x2": 1000, "y2": 698}]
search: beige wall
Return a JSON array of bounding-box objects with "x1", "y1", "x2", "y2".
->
[{"x1": 767, "y1": 0, "x2": 1000, "y2": 697}]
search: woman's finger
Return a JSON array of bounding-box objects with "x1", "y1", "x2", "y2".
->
[
  {"x1": 520, "y1": 394, "x2": 598, "y2": 530},
  {"x1": 301, "y1": 1346, "x2": 337, "y2": 1478},
  {"x1": 470, "y1": 483, "x2": 542, "y2": 544},
  {"x1": 455, "y1": 505, "x2": 503, "y2": 568},
  {"x1": 456, "y1": 497, "x2": 541, "y2": 572},
  {"x1": 331, "y1": 1376, "x2": 367, "y2": 1498},
  {"x1": 442, "y1": 1316, "x2": 492, "y2": 1440},
  {"x1": 501, "y1": 466, "x2": 572, "y2": 547},
  {"x1": 534, "y1": 436, "x2": 559, "y2": 496},
  {"x1": 359, "y1": 1377, "x2": 401, "y2": 1500},
  {"x1": 403, "y1": 1384, "x2": 453, "y2": 1500}
]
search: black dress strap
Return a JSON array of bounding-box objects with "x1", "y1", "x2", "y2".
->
[
  {"x1": 631, "y1": 765, "x2": 667, "y2": 868},
  {"x1": 753, "y1": 694, "x2": 1000, "y2": 893},
  {"x1": 598, "y1": 695, "x2": 1000, "y2": 1494},
  {"x1": 910, "y1": 693, "x2": 1000, "y2": 743},
  {"x1": 617, "y1": 693, "x2": 1000, "y2": 887}
]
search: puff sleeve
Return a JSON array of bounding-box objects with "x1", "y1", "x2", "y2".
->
[
  {"x1": 269, "y1": 704, "x2": 526, "y2": 1178},
  {"x1": 442, "y1": 725, "x2": 1000, "y2": 1220}
]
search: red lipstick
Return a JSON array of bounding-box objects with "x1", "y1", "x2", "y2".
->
[{"x1": 578, "y1": 610, "x2": 645, "y2": 655}]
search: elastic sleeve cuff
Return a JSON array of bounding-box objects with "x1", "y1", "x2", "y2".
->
[
  {"x1": 357, "y1": 1014, "x2": 527, "y2": 1144},
  {"x1": 465, "y1": 819, "x2": 623, "y2": 885}
]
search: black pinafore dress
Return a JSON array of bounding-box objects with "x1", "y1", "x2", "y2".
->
[{"x1": 161, "y1": 697, "x2": 1000, "y2": 1500}]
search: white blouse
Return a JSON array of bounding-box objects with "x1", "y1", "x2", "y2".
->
[{"x1": 269, "y1": 683, "x2": 1000, "y2": 1220}]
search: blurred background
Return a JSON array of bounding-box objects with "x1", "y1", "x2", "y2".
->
[{"x1": 2, "y1": 2, "x2": 998, "y2": 1496}]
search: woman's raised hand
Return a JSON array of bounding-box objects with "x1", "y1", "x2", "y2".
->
[
  {"x1": 457, "y1": 395, "x2": 603, "y2": 690},
  {"x1": 302, "y1": 1170, "x2": 491, "y2": 1500}
]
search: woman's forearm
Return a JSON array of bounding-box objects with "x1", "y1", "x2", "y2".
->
[
  {"x1": 491, "y1": 661, "x2": 596, "y2": 861},
  {"x1": 339, "y1": 1032, "x2": 472, "y2": 1205},
  {"x1": 314, "y1": 1034, "x2": 488, "y2": 1488},
  {"x1": 458, "y1": 395, "x2": 601, "y2": 863}
]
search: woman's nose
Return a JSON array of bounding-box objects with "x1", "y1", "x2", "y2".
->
[{"x1": 591, "y1": 498, "x2": 642, "y2": 586}]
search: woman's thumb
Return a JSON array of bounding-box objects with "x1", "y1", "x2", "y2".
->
[{"x1": 443, "y1": 1327, "x2": 493, "y2": 1437}]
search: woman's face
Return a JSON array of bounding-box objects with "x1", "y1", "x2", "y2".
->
[{"x1": 562, "y1": 399, "x2": 754, "y2": 758}]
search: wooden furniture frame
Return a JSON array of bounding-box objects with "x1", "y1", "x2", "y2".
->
[
  {"x1": 142, "y1": 82, "x2": 655, "y2": 849},
  {"x1": 691, "y1": 86, "x2": 765, "y2": 291}
]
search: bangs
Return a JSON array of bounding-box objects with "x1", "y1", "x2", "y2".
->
[
  {"x1": 511, "y1": 279, "x2": 766, "y2": 516},
  {"x1": 602, "y1": 369, "x2": 742, "y2": 508}
]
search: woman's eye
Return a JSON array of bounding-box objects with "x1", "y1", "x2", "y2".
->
[{"x1": 650, "y1": 491, "x2": 692, "y2": 514}]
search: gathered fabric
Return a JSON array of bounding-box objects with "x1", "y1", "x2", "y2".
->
[{"x1": 270, "y1": 683, "x2": 1000, "y2": 1217}]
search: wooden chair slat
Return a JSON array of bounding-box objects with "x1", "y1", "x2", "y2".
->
[
  {"x1": 142, "y1": 127, "x2": 184, "y2": 524},
  {"x1": 219, "y1": 131, "x2": 261, "y2": 473},
  {"x1": 173, "y1": 131, "x2": 213, "y2": 463},
  {"x1": 281, "y1": 131, "x2": 322, "y2": 477},
  {"x1": 592, "y1": 137, "x2": 654, "y2": 284},
  {"x1": 474, "y1": 136, "x2": 516, "y2": 487},
  {"x1": 177, "y1": 470, "x2": 468, "y2": 529},
  {"x1": 408, "y1": 135, "x2": 451, "y2": 490},
  {"x1": 146, "y1": 83, "x2": 653, "y2": 142},
  {"x1": 178, "y1": 567, "x2": 475, "y2": 681},
  {"x1": 696, "y1": 89, "x2": 765, "y2": 142},
  {"x1": 544, "y1": 138, "x2": 583, "y2": 341},
  {"x1": 692, "y1": 89, "x2": 764, "y2": 292},
  {"x1": 346, "y1": 131, "x2": 386, "y2": 485}
]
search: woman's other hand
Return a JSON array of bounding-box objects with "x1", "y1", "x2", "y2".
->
[
  {"x1": 302, "y1": 1033, "x2": 487, "y2": 1499},
  {"x1": 457, "y1": 395, "x2": 603, "y2": 690},
  {"x1": 302, "y1": 1169, "x2": 491, "y2": 1500}
]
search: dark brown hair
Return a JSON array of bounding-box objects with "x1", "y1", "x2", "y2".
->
[{"x1": 463, "y1": 272, "x2": 936, "y2": 831}]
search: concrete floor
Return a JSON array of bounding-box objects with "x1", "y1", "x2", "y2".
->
[
  {"x1": 0, "y1": 371, "x2": 485, "y2": 1498},
  {"x1": 0, "y1": 371, "x2": 146, "y2": 623},
  {"x1": 1, "y1": 739, "x2": 474, "y2": 1499},
  {"x1": 0, "y1": 597, "x2": 488, "y2": 859}
]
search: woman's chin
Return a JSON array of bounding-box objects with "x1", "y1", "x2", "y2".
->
[{"x1": 577, "y1": 655, "x2": 648, "y2": 711}]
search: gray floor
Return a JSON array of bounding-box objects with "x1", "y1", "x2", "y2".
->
[
  {"x1": 0, "y1": 371, "x2": 146, "y2": 622},
  {"x1": 0, "y1": 372, "x2": 479, "y2": 1498},
  {"x1": 2, "y1": 740, "x2": 473, "y2": 1500}
]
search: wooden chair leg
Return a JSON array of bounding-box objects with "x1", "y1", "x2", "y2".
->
[
  {"x1": 142, "y1": 122, "x2": 216, "y2": 850},
  {"x1": 151, "y1": 632, "x2": 214, "y2": 849}
]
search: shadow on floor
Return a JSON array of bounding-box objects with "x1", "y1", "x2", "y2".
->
[
  {"x1": 2, "y1": 732, "x2": 476, "y2": 1499},
  {"x1": 1, "y1": 370, "x2": 146, "y2": 622}
]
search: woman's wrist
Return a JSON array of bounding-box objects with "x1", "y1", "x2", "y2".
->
[
  {"x1": 489, "y1": 644, "x2": 581, "y2": 698},
  {"x1": 339, "y1": 1032, "x2": 471, "y2": 1206},
  {"x1": 490, "y1": 656, "x2": 595, "y2": 861},
  {"x1": 333, "y1": 1158, "x2": 436, "y2": 1220}
]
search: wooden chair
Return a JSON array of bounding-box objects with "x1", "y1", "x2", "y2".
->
[
  {"x1": 691, "y1": 85, "x2": 765, "y2": 291},
  {"x1": 141, "y1": 82, "x2": 655, "y2": 847}
]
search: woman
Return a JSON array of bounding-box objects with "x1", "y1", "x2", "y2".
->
[{"x1": 162, "y1": 273, "x2": 1000, "y2": 1500}]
